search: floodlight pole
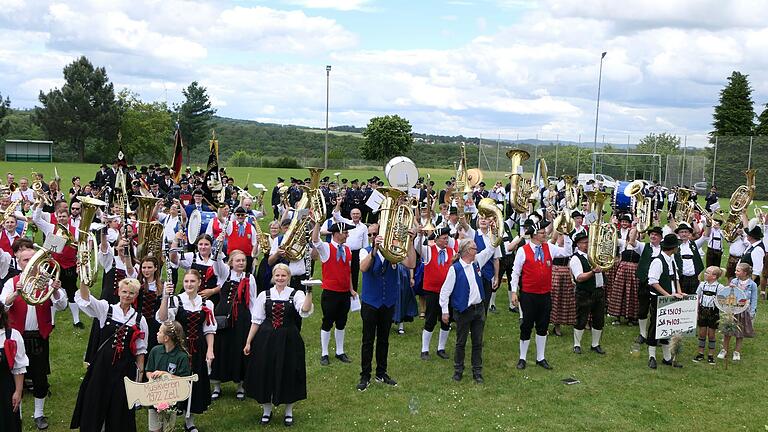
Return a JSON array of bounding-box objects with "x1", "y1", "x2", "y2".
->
[
  {"x1": 324, "y1": 65, "x2": 331, "y2": 169},
  {"x1": 592, "y1": 51, "x2": 607, "y2": 176}
]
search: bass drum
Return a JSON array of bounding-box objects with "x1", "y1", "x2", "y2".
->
[
  {"x1": 385, "y1": 156, "x2": 419, "y2": 190},
  {"x1": 613, "y1": 181, "x2": 633, "y2": 213}
]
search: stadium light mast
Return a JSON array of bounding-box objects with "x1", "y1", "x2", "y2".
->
[
  {"x1": 325, "y1": 65, "x2": 332, "y2": 169},
  {"x1": 591, "y1": 51, "x2": 607, "y2": 176}
]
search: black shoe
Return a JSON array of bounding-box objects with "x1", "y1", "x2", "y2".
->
[
  {"x1": 509, "y1": 306, "x2": 519, "y2": 313},
  {"x1": 707, "y1": 356, "x2": 715, "y2": 365},
  {"x1": 436, "y1": 350, "x2": 449, "y2": 359},
  {"x1": 573, "y1": 346, "x2": 582, "y2": 354},
  {"x1": 452, "y1": 371, "x2": 463, "y2": 381},
  {"x1": 261, "y1": 413, "x2": 272, "y2": 425},
  {"x1": 662, "y1": 359, "x2": 683, "y2": 368},
  {"x1": 662, "y1": 359, "x2": 673, "y2": 366},
  {"x1": 73, "y1": 322, "x2": 85, "y2": 329},
  {"x1": 375, "y1": 374, "x2": 397, "y2": 386},
  {"x1": 590, "y1": 345, "x2": 606, "y2": 355},
  {"x1": 552, "y1": 326, "x2": 563, "y2": 337},
  {"x1": 320, "y1": 355, "x2": 330, "y2": 366},
  {"x1": 635, "y1": 335, "x2": 646, "y2": 345},
  {"x1": 536, "y1": 359, "x2": 552, "y2": 370},
  {"x1": 648, "y1": 357, "x2": 657, "y2": 369},
  {"x1": 284, "y1": 415, "x2": 294, "y2": 427},
  {"x1": 516, "y1": 359, "x2": 526, "y2": 370},
  {"x1": 356, "y1": 377, "x2": 370, "y2": 391},
  {"x1": 34, "y1": 416, "x2": 49, "y2": 430},
  {"x1": 335, "y1": 353, "x2": 352, "y2": 363},
  {"x1": 693, "y1": 353, "x2": 704, "y2": 363},
  {"x1": 473, "y1": 374, "x2": 484, "y2": 384},
  {"x1": 420, "y1": 351, "x2": 430, "y2": 360},
  {"x1": 489, "y1": 305, "x2": 497, "y2": 314}
]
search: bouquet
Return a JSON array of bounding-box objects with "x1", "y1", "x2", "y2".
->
[{"x1": 155, "y1": 401, "x2": 176, "y2": 432}]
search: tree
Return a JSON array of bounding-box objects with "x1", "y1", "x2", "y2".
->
[
  {"x1": 118, "y1": 90, "x2": 172, "y2": 163},
  {"x1": 175, "y1": 81, "x2": 216, "y2": 162},
  {"x1": 0, "y1": 92, "x2": 9, "y2": 136},
  {"x1": 636, "y1": 132, "x2": 680, "y2": 156},
  {"x1": 755, "y1": 103, "x2": 768, "y2": 136},
  {"x1": 360, "y1": 115, "x2": 413, "y2": 161},
  {"x1": 709, "y1": 71, "x2": 756, "y2": 196},
  {"x1": 36, "y1": 56, "x2": 121, "y2": 162}
]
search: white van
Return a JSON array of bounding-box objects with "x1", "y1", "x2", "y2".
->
[{"x1": 576, "y1": 173, "x2": 618, "y2": 190}]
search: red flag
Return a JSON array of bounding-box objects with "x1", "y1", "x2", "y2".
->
[{"x1": 171, "y1": 123, "x2": 184, "y2": 183}]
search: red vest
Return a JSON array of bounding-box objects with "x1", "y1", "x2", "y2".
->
[
  {"x1": 0, "y1": 230, "x2": 15, "y2": 254},
  {"x1": 227, "y1": 221, "x2": 253, "y2": 255},
  {"x1": 321, "y1": 242, "x2": 352, "y2": 293},
  {"x1": 423, "y1": 244, "x2": 456, "y2": 293},
  {"x1": 211, "y1": 218, "x2": 223, "y2": 239},
  {"x1": 521, "y1": 243, "x2": 553, "y2": 294},
  {"x1": 7, "y1": 275, "x2": 54, "y2": 339}
]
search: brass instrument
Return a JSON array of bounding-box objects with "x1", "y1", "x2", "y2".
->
[
  {"x1": 477, "y1": 197, "x2": 504, "y2": 247},
  {"x1": 135, "y1": 195, "x2": 165, "y2": 262},
  {"x1": 378, "y1": 187, "x2": 418, "y2": 263},
  {"x1": 553, "y1": 175, "x2": 577, "y2": 235},
  {"x1": 507, "y1": 149, "x2": 531, "y2": 213},
  {"x1": 281, "y1": 168, "x2": 325, "y2": 261},
  {"x1": 31, "y1": 175, "x2": 53, "y2": 207},
  {"x1": 585, "y1": 191, "x2": 617, "y2": 271},
  {"x1": 237, "y1": 188, "x2": 271, "y2": 255},
  {"x1": 624, "y1": 180, "x2": 652, "y2": 233},
  {"x1": 2, "y1": 199, "x2": 22, "y2": 222},
  {"x1": 672, "y1": 187, "x2": 695, "y2": 224},
  {"x1": 447, "y1": 143, "x2": 481, "y2": 220},
  {"x1": 278, "y1": 185, "x2": 290, "y2": 209},
  {"x1": 75, "y1": 196, "x2": 108, "y2": 287},
  {"x1": 19, "y1": 224, "x2": 75, "y2": 305},
  {"x1": 721, "y1": 169, "x2": 757, "y2": 241},
  {"x1": 563, "y1": 175, "x2": 579, "y2": 209},
  {"x1": 423, "y1": 173, "x2": 436, "y2": 235}
]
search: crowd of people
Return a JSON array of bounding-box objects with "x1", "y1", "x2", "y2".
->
[{"x1": 0, "y1": 161, "x2": 763, "y2": 431}]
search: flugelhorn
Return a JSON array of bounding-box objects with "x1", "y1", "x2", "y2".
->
[
  {"x1": 585, "y1": 191, "x2": 617, "y2": 271},
  {"x1": 76, "y1": 196, "x2": 108, "y2": 287}
]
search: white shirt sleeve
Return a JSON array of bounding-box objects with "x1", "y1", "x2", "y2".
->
[
  {"x1": 75, "y1": 291, "x2": 110, "y2": 322},
  {"x1": 293, "y1": 289, "x2": 313, "y2": 318},
  {"x1": 510, "y1": 248, "x2": 527, "y2": 293},
  {"x1": 51, "y1": 288, "x2": 68, "y2": 311},
  {"x1": 1, "y1": 329, "x2": 29, "y2": 374},
  {"x1": 439, "y1": 266, "x2": 457, "y2": 314},
  {"x1": 135, "y1": 316, "x2": 149, "y2": 355},
  {"x1": 313, "y1": 240, "x2": 330, "y2": 262},
  {"x1": 475, "y1": 246, "x2": 495, "y2": 268},
  {"x1": 569, "y1": 256, "x2": 583, "y2": 279},
  {"x1": 251, "y1": 291, "x2": 267, "y2": 325},
  {"x1": 648, "y1": 259, "x2": 663, "y2": 286}
]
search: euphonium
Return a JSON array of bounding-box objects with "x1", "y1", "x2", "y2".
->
[
  {"x1": 135, "y1": 195, "x2": 165, "y2": 262},
  {"x1": 76, "y1": 196, "x2": 108, "y2": 287},
  {"x1": 378, "y1": 187, "x2": 417, "y2": 263},
  {"x1": 281, "y1": 168, "x2": 326, "y2": 261},
  {"x1": 448, "y1": 143, "x2": 480, "y2": 220},
  {"x1": 673, "y1": 187, "x2": 695, "y2": 223},
  {"x1": 506, "y1": 149, "x2": 531, "y2": 213},
  {"x1": 306, "y1": 167, "x2": 327, "y2": 218},
  {"x1": 552, "y1": 209, "x2": 575, "y2": 235},
  {"x1": 585, "y1": 191, "x2": 617, "y2": 271},
  {"x1": 729, "y1": 169, "x2": 756, "y2": 214},
  {"x1": 477, "y1": 197, "x2": 505, "y2": 247},
  {"x1": 624, "y1": 180, "x2": 652, "y2": 233},
  {"x1": 19, "y1": 225, "x2": 74, "y2": 305}
]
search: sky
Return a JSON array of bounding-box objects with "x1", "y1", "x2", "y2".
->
[{"x1": 2, "y1": 0, "x2": 768, "y2": 148}]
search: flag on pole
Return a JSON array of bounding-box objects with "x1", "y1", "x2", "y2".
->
[
  {"x1": 171, "y1": 122, "x2": 184, "y2": 183},
  {"x1": 207, "y1": 130, "x2": 219, "y2": 173}
]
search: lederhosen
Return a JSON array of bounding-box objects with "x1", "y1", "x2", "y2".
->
[
  {"x1": 573, "y1": 252, "x2": 605, "y2": 331},
  {"x1": 210, "y1": 273, "x2": 251, "y2": 384},
  {"x1": 136, "y1": 280, "x2": 161, "y2": 355},
  {"x1": 674, "y1": 241, "x2": 704, "y2": 295},
  {"x1": 191, "y1": 253, "x2": 220, "y2": 305},
  {"x1": 635, "y1": 244, "x2": 657, "y2": 320},
  {"x1": 71, "y1": 307, "x2": 140, "y2": 432},
  {"x1": 647, "y1": 255, "x2": 678, "y2": 347},
  {"x1": 738, "y1": 243, "x2": 765, "y2": 285},
  {"x1": 0, "y1": 328, "x2": 22, "y2": 432},
  {"x1": 697, "y1": 282, "x2": 720, "y2": 329},
  {"x1": 172, "y1": 296, "x2": 212, "y2": 414},
  {"x1": 705, "y1": 232, "x2": 723, "y2": 268},
  {"x1": 85, "y1": 258, "x2": 127, "y2": 364},
  {"x1": 244, "y1": 290, "x2": 307, "y2": 405}
]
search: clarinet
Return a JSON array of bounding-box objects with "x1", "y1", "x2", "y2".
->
[{"x1": 303, "y1": 222, "x2": 313, "y2": 282}]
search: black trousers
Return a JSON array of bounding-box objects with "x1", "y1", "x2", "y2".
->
[
  {"x1": 351, "y1": 249, "x2": 361, "y2": 292},
  {"x1": 60, "y1": 266, "x2": 78, "y2": 302},
  {"x1": 638, "y1": 281, "x2": 650, "y2": 320},
  {"x1": 499, "y1": 256, "x2": 514, "y2": 291},
  {"x1": 519, "y1": 291, "x2": 551, "y2": 340},
  {"x1": 646, "y1": 296, "x2": 668, "y2": 347},
  {"x1": 575, "y1": 289, "x2": 604, "y2": 331},
  {"x1": 706, "y1": 249, "x2": 723, "y2": 268},
  {"x1": 423, "y1": 291, "x2": 450, "y2": 332},
  {"x1": 321, "y1": 290, "x2": 351, "y2": 331},
  {"x1": 246, "y1": 255, "x2": 255, "y2": 275},
  {"x1": 360, "y1": 303, "x2": 394, "y2": 379},
  {"x1": 23, "y1": 332, "x2": 50, "y2": 399},
  {"x1": 453, "y1": 303, "x2": 485, "y2": 375},
  {"x1": 290, "y1": 275, "x2": 307, "y2": 293},
  {"x1": 680, "y1": 275, "x2": 699, "y2": 295},
  {"x1": 481, "y1": 278, "x2": 493, "y2": 312}
]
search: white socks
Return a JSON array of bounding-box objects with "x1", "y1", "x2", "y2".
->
[
  {"x1": 438, "y1": 329, "x2": 450, "y2": 351},
  {"x1": 334, "y1": 329, "x2": 345, "y2": 355},
  {"x1": 398, "y1": 322, "x2": 404, "y2": 331},
  {"x1": 535, "y1": 335, "x2": 547, "y2": 361},
  {"x1": 69, "y1": 302, "x2": 80, "y2": 324},
  {"x1": 648, "y1": 346, "x2": 656, "y2": 359},
  {"x1": 591, "y1": 329, "x2": 602, "y2": 348},
  {"x1": 262, "y1": 403, "x2": 273, "y2": 416},
  {"x1": 573, "y1": 329, "x2": 584, "y2": 348},
  {"x1": 285, "y1": 403, "x2": 294, "y2": 417},
  {"x1": 320, "y1": 330, "x2": 331, "y2": 356},
  {"x1": 421, "y1": 330, "x2": 432, "y2": 353},
  {"x1": 662, "y1": 344, "x2": 672, "y2": 362},
  {"x1": 519, "y1": 339, "x2": 530, "y2": 361},
  {"x1": 638, "y1": 319, "x2": 648, "y2": 338},
  {"x1": 489, "y1": 292, "x2": 497, "y2": 308},
  {"x1": 508, "y1": 290, "x2": 515, "y2": 308},
  {"x1": 185, "y1": 414, "x2": 195, "y2": 427},
  {"x1": 34, "y1": 397, "x2": 45, "y2": 418},
  {"x1": 211, "y1": 380, "x2": 221, "y2": 393}
]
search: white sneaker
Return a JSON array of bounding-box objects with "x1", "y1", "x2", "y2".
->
[
  {"x1": 732, "y1": 351, "x2": 741, "y2": 361},
  {"x1": 716, "y1": 349, "x2": 727, "y2": 359}
]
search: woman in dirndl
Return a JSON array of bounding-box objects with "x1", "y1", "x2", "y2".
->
[
  {"x1": 128, "y1": 255, "x2": 163, "y2": 355},
  {"x1": 550, "y1": 233, "x2": 576, "y2": 336},
  {"x1": 608, "y1": 227, "x2": 641, "y2": 325},
  {"x1": 244, "y1": 263, "x2": 313, "y2": 427},
  {"x1": 169, "y1": 233, "x2": 227, "y2": 305}
]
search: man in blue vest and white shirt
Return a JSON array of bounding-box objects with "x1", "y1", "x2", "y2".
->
[
  {"x1": 439, "y1": 239, "x2": 496, "y2": 383},
  {"x1": 463, "y1": 215, "x2": 501, "y2": 313}
]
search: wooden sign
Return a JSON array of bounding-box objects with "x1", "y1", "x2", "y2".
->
[
  {"x1": 124, "y1": 374, "x2": 199, "y2": 408},
  {"x1": 656, "y1": 295, "x2": 697, "y2": 339}
]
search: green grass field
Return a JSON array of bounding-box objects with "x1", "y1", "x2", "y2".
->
[{"x1": 2, "y1": 162, "x2": 767, "y2": 431}]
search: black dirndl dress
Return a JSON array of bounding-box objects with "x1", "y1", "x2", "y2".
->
[
  {"x1": 71, "y1": 307, "x2": 141, "y2": 432},
  {"x1": 136, "y1": 281, "x2": 161, "y2": 355},
  {"x1": 0, "y1": 328, "x2": 22, "y2": 432},
  {"x1": 173, "y1": 296, "x2": 213, "y2": 414},
  {"x1": 244, "y1": 289, "x2": 307, "y2": 405},
  {"x1": 191, "y1": 256, "x2": 220, "y2": 306},
  {"x1": 210, "y1": 274, "x2": 252, "y2": 383},
  {"x1": 84, "y1": 266, "x2": 127, "y2": 364}
]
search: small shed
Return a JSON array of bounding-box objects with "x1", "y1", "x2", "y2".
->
[{"x1": 4, "y1": 140, "x2": 53, "y2": 162}]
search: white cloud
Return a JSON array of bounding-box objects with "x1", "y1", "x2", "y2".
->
[{"x1": 284, "y1": 0, "x2": 372, "y2": 11}]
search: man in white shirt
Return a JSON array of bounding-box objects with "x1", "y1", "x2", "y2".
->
[
  {"x1": 673, "y1": 222, "x2": 709, "y2": 294},
  {"x1": 646, "y1": 234, "x2": 684, "y2": 369},
  {"x1": 738, "y1": 224, "x2": 765, "y2": 285},
  {"x1": 10, "y1": 177, "x2": 34, "y2": 204},
  {"x1": 332, "y1": 202, "x2": 368, "y2": 293},
  {"x1": 570, "y1": 231, "x2": 606, "y2": 355}
]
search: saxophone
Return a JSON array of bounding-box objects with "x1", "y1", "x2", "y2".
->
[
  {"x1": 506, "y1": 149, "x2": 531, "y2": 213},
  {"x1": 281, "y1": 168, "x2": 325, "y2": 261},
  {"x1": 378, "y1": 187, "x2": 417, "y2": 263},
  {"x1": 721, "y1": 169, "x2": 756, "y2": 242},
  {"x1": 75, "y1": 196, "x2": 108, "y2": 287},
  {"x1": 624, "y1": 180, "x2": 652, "y2": 233},
  {"x1": 585, "y1": 191, "x2": 617, "y2": 270}
]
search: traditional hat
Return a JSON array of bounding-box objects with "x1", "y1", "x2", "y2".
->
[
  {"x1": 573, "y1": 231, "x2": 588, "y2": 244},
  {"x1": 674, "y1": 222, "x2": 693, "y2": 234},
  {"x1": 435, "y1": 227, "x2": 451, "y2": 237},
  {"x1": 745, "y1": 223, "x2": 764, "y2": 240},
  {"x1": 329, "y1": 222, "x2": 356, "y2": 233},
  {"x1": 647, "y1": 226, "x2": 663, "y2": 236},
  {"x1": 660, "y1": 234, "x2": 680, "y2": 250}
]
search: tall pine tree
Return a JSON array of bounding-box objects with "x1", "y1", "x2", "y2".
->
[
  {"x1": 709, "y1": 71, "x2": 755, "y2": 196},
  {"x1": 0, "y1": 92, "x2": 9, "y2": 136},
  {"x1": 755, "y1": 104, "x2": 768, "y2": 135},
  {"x1": 175, "y1": 81, "x2": 216, "y2": 163}
]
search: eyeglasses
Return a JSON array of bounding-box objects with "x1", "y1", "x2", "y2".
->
[{"x1": 368, "y1": 233, "x2": 378, "y2": 237}]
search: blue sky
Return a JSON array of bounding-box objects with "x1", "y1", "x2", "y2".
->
[{"x1": 2, "y1": 0, "x2": 768, "y2": 148}]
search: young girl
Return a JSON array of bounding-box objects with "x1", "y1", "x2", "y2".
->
[
  {"x1": 244, "y1": 263, "x2": 313, "y2": 427},
  {"x1": 693, "y1": 266, "x2": 724, "y2": 364},
  {"x1": 718, "y1": 262, "x2": 758, "y2": 361},
  {"x1": 0, "y1": 305, "x2": 28, "y2": 432},
  {"x1": 129, "y1": 256, "x2": 163, "y2": 354},
  {"x1": 169, "y1": 233, "x2": 227, "y2": 305},
  {"x1": 146, "y1": 321, "x2": 191, "y2": 432},
  {"x1": 158, "y1": 270, "x2": 216, "y2": 432}
]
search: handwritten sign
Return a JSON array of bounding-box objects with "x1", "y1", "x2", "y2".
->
[
  {"x1": 124, "y1": 374, "x2": 199, "y2": 408},
  {"x1": 655, "y1": 295, "x2": 698, "y2": 339}
]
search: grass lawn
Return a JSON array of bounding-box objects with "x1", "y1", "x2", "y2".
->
[{"x1": 2, "y1": 162, "x2": 767, "y2": 431}]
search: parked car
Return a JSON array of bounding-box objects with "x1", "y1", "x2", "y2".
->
[
  {"x1": 693, "y1": 181, "x2": 708, "y2": 195},
  {"x1": 576, "y1": 173, "x2": 618, "y2": 190}
]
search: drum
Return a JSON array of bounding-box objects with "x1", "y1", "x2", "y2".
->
[
  {"x1": 613, "y1": 181, "x2": 633, "y2": 213},
  {"x1": 385, "y1": 156, "x2": 419, "y2": 190},
  {"x1": 187, "y1": 209, "x2": 202, "y2": 242}
]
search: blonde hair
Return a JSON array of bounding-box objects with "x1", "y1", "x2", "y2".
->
[
  {"x1": 227, "y1": 249, "x2": 247, "y2": 266},
  {"x1": 453, "y1": 239, "x2": 475, "y2": 263},
  {"x1": 271, "y1": 263, "x2": 290, "y2": 283},
  {"x1": 119, "y1": 278, "x2": 141, "y2": 294},
  {"x1": 705, "y1": 266, "x2": 723, "y2": 279},
  {"x1": 736, "y1": 262, "x2": 752, "y2": 276},
  {"x1": 161, "y1": 321, "x2": 189, "y2": 357}
]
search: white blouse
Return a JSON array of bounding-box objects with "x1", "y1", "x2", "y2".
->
[
  {"x1": 75, "y1": 292, "x2": 149, "y2": 355},
  {"x1": 159, "y1": 294, "x2": 217, "y2": 335},
  {"x1": 0, "y1": 327, "x2": 29, "y2": 374},
  {"x1": 250, "y1": 287, "x2": 313, "y2": 325}
]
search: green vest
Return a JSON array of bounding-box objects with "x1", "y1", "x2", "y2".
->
[
  {"x1": 636, "y1": 243, "x2": 657, "y2": 281},
  {"x1": 674, "y1": 240, "x2": 704, "y2": 277},
  {"x1": 652, "y1": 255, "x2": 674, "y2": 296},
  {"x1": 573, "y1": 253, "x2": 597, "y2": 292}
]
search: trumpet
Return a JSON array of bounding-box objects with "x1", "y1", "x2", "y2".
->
[{"x1": 31, "y1": 175, "x2": 53, "y2": 208}]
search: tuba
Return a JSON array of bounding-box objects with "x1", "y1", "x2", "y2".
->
[
  {"x1": 553, "y1": 174, "x2": 577, "y2": 235},
  {"x1": 76, "y1": 196, "x2": 108, "y2": 287},
  {"x1": 447, "y1": 143, "x2": 481, "y2": 221},
  {"x1": 507, "y1": 149, "x2": 531, "y2": 213},
  {"x1": 281, "y1": 168, "x2": 325, "y2": 261},
  {"x1": 378, "y1": 187, "x2": 418, "y2": 263},
  {"x1": 672, "y1": 187, "x2": 695, "y2": 224},
  {"x1": 135, "y1": 195, "x2": 165, "y2": 262},
  {"x1": 477, "y1": 197, "x2": 505, "y2": 247},
  {"x1": 624, "y1": 180, "x2": 652, "y2": 233},
  {"x1": 721, "y1": 169, "x2": 757, "y2": 241},
  {"x1": 19, "y1": 225, "x2": 75, "y2": 305},
  {"x1": 585, "y1": 191, "x2": 617, "y2": 271}
]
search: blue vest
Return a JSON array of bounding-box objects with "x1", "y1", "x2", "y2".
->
[
  {"x1": 474, "y1": 232, "x2": 495, "y2": 281},
  {"x1": 449, "y1": 260, "x2": 484, "y2": 313},
  {"x1": 361, "y1": 247, "x2": 400, "y2": 308}
]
